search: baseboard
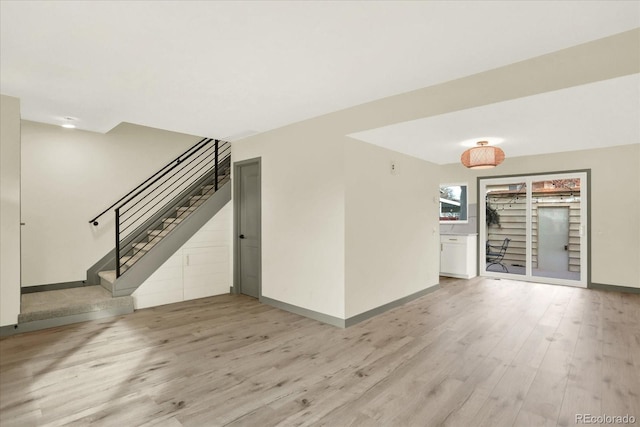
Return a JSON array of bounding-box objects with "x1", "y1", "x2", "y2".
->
[
  {"x1": 0, "y1": 324, "x2": 19, "y2": 337},
  {"x1": 260, "y1": 296, "x2": 346, "y2": 328},
  {"x1": 21, "y1": 281, "x2": 87, "y2": 294},
  {"x1": 590, "y1": 282, "x2": 640, "y2": 294},
  {"x1": 440, "y1": 273, "x2": 477, "y2": 280},
  {"x1": 345, "y1": 284, "x2": 440, "y2": 327},
  {"x1": 260, "y1": 283, "x2": 441, "y2": 329},
  {"x1": 0, "y1": 305, "x2": 134, "y2": 337}
]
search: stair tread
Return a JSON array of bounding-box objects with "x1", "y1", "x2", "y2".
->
[
  {"x1": 121, "y1": 253, "x2": 144, "y2": 265},
  {"x1": 133, "y1": 239, "x2": 159, "y2": 252},
  {"x1": 98, "y1": 270, "x2": 117, "y2": 284},
  {"x1": 178, "y1": 204, "x2": 198, "y2": 210},
  {"x1": 148, "y1": 228, "x2": 172, "y2": 237},
  {"x1": 162, "y1": 222, "x2": 179, "y2": 231},
  {"x1": 177, "y1": 206, "x2": 198, "y2": 214},
  {"x1": 163, "y1": 217, "x2": 184, "y2": 225}
]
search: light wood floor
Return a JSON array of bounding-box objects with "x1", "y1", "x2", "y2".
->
[{"x1": 1, "y1": 277, "x2": 639, "y2": 427}]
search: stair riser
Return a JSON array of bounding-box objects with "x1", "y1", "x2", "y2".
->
[{"x1": 100, "y1": 276, "x2": 113, "y2": 292}]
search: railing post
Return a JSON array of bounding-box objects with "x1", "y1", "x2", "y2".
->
[
  {"x1": 214, "y1": 139, "x2": 219, "y2": 191},
  {"x1": 115, "y1": 208, "x2": 121, "y2": 278}
]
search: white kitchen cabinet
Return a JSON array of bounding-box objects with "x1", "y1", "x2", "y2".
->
[{"x1": 440, "y1": 234, "x2": 477, "y2": 279}]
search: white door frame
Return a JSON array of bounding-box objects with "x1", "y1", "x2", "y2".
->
[{"x1": 479, "y1": 171, "x2": 589, "y2": 288}]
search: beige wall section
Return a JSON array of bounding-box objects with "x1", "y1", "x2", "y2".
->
[
  {"x1": 232, "y1": 125, "x2": 443, "y2": 321},
  {"x1": 345, "y1": 139, "x2": 440, "y2": 318},
  {"x1": 1, "y1": 95, "x2": 22, "y2": 326},
  {"x1": 232, "y1": 125, "x2": 346, "y2": 319},
  {"x1": 20, "y1": 120, "x2": 201, "y2": 286},
  {"x1": 439, "y1": 144, "x2": 640, "y2": 289}
]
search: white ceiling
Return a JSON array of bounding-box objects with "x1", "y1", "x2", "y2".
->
[
  {"x1": 349, "y1": 74, "x2": 640, "y2": 164},
  {"x1": 1, "y1": 1, "x2": 639, "y2": 155}
]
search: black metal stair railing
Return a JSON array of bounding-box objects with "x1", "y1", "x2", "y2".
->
[{"x1": 89, "y1": 138, "x2": 231, "y2": 278}]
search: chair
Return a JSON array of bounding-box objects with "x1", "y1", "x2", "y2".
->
[{"x1": 486, "y1": 238, "x2": 511, "y2": 273}]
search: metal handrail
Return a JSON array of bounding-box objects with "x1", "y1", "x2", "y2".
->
[
  {"x1": 119, "y1": 157, "x2": 216, "y2": 234},
  {"x1": 119, "y1": 143, "x2": 217, "y2": 222},
  {"x1": 119, "y1": 144, "x2": 230, "y2": 224},
  {"x1": 115, "y1": 139, "x2": 219, "y2": 213},
  {"x1": 88, "y1": 137, "x2": 211, "y2": 225},
  {"x1": 112, "y1": 138, "x2": 230, "y2": 278}
]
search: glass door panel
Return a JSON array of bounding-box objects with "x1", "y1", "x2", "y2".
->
[
  {"x1": 532, "y1": 178, "x2": 582, "y2": 281},
  {"x1": 485, "y1": 182, "x2": 527, "y2": 276}
]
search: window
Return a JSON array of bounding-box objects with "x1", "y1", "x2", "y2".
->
[{"x1": 439, "y1": 184, "x2": 468, "y2": 223}]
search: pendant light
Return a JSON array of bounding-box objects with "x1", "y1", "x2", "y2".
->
[{"x1": 461, "y1": 141, "x2": 505, "y2": 169}]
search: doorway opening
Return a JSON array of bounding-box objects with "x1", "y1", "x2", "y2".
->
[{"x1": 479, "y1": 171, "x2": 589, "y2": 287}]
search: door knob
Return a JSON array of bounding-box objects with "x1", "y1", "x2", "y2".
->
[
  {"x1": 239, "y1": 234, "x2": 245, "y2": 239},
  {"x1": 564, "y1": 245, "x2": 568, "y2": 251}
]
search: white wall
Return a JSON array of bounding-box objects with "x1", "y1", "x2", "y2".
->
[
  {"x1": 439, "y1": 144, "x2": 640, "y2": 289},
  {"x1": 1, "y1": 95, "x2": 22, "y2": 326},
  {"x1": 345, "y1": 139, "x2": 440, "y2": 318},
  {"x1": 232, "y1": 121, "x2": 443, "y2": 321},
  {"x1": 133, "y1": 202, "x2": 232, "y2": 309},
  {"x1": 20, "y1": 120, "x2": 201, "y2": 286},
  {"x1": 233, "y1": 124, "x2": 346, "y2": 319}
]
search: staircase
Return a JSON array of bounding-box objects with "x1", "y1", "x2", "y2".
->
[
  {"x1": 88, "y1": 137, "x2": 232, "y2": 297},
  {"x1": 2, "y1": 137, "x2": 231, "y2": 336}
]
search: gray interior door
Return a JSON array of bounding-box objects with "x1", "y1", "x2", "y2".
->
[{"x1": 237, "y1": 161, "x2": 260, "y2": 298}]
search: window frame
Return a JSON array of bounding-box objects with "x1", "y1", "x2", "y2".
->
[{"x1": 439, "y1": 183, "x2": 469, "y2": 224}]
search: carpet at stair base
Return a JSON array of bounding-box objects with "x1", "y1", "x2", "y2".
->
[{"x1": 18, "y1": 286, "x2": 134, "y2": 323}]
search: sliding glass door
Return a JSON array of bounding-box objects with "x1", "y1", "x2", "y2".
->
[{"x1": 479, "y1": 171, "x2": 588, "y2": 287}]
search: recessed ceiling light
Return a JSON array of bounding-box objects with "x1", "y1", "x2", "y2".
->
[{"x1": 61, "y1": 116, "x2": 77, "y2": 129}]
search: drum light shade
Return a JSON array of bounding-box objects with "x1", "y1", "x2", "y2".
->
[{"x1": 461, "y1": 141, "x2": 505, "y2": 169}]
